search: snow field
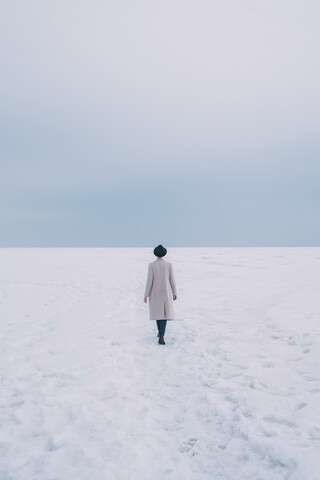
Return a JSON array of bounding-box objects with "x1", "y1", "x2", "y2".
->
[{"x1": 0, "y1": 248, "x2": 319, "y2": 479}]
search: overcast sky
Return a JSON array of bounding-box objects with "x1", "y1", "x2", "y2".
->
[{"x1": 1, "y1": 0, "x2": 319, "y2": 247}]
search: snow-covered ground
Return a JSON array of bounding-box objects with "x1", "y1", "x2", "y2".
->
[{"x1": 1, "y1": 248, "x2": 319, "y2": 480}]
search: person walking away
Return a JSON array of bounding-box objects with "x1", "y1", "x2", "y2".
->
[{"x1": 144, "y1": 245, "x2": 177, "y2": 345}]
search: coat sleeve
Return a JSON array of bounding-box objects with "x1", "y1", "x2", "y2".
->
[
  {"x1": 169, "y1": 263, "x2": 177, "y2": 296},
  {"x1": 144, "y1": 264, "x2": 154, "y2": 297}
]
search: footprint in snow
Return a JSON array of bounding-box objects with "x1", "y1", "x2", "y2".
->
[
  {"x1": 180, "y1": 438, "x2": 198, "y2": 454},
  {"x1": 239, "y1": 408, "x2": 253, "y2": 418},
  {"x1": 309, "y1": 427, "x2": 320, "y2": 441},
  {"x1": 263, "y1": 415, "x2": 296, "y2": 429},
  {"x1": 8, "y1": 399, "x2": 25, "y2": 408},
  {"x1": 260, "y1": 426, "x2": 276, "y2": 438},
  {"x1": 263, "y1": 362, "x2": 275, "y2": 368},
  {"x1": 304, "y1": 374, "x2": 318, "y2": 382},
  {"x1": 46, "y1": 437, "x2": 63, "y2": 452},
  {"x1": 225, "y1": 395, "x2": 238, "y2": 405}
]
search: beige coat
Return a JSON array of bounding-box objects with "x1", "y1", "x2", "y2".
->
[{"x1": 144, "y1": 258, "x2": 177, "y2": 320}]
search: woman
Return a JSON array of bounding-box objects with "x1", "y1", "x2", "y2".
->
[{"x1": 144, "y1": 244, "x2": 177, "y2": 345}]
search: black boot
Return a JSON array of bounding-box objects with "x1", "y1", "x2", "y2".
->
[{"x1": 158, "y1": 335, "x2": 165, "y2": 345}]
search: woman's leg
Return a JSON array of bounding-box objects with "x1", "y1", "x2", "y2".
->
[{"x1": 157, "y1": 320, "x2": 167, "y2": 337}]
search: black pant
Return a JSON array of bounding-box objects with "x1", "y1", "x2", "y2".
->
[{"x1": 157, "y1": 320, "x2": 167, "y2": 336}]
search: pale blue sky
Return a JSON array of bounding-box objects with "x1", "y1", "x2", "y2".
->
[{"x1": 1, "y1": 0, "x2": 319, "y2": 246}]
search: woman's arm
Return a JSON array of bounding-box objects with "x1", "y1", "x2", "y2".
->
[
  {"x1": 169, "y1": 264, "x2": 177, "y2": 300},
  {"x1": 144, "y1": 264, "x2": 154, "y2": 301}
]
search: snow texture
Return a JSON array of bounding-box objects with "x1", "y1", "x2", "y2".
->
[{"x1": 0, "y1": 247, "x2": 319, "y2": 480}]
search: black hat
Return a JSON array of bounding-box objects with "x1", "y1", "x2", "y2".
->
[{"x1": 153, "y1": 244, "x2": 167, "y2": 257}]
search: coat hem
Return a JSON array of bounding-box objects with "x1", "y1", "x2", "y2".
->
[{"x1": 149, "y1": 318, "x2": 174, "y2": 321}]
